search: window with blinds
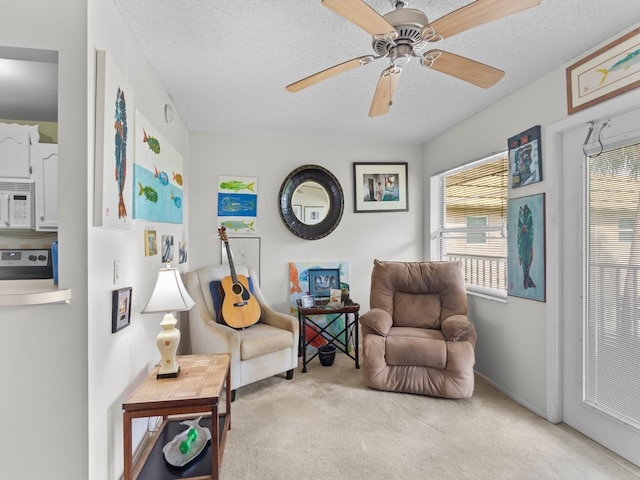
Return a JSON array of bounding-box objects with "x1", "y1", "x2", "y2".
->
[
  {"x1": 585, "y1": 141, "x2": 640, "y2": 430},
  {"x1": 430, "y1": 151, "x2": 508, "y2": 297}
]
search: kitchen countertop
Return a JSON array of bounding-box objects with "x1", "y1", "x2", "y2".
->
[{"x1": 0, "y1": 279, "x2": 71, "y2": 306}]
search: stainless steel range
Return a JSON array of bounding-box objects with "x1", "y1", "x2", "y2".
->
[{"x1": 0, "y1": 248, "x2": 53, "y2": 280}]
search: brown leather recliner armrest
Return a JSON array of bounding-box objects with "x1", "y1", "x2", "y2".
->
[
  {"x1": 359, "y1": 308, "x2": 393, "y2": 336},
  {"x1": 441, "y1": 314, "x2": 477, "y2": 347}
]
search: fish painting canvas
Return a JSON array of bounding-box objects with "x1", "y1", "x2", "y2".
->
[
  {"x1": 94, "y1": 50, "x2": 134, "y2": 230},
  {"x1": 507, "y1": 193, "x2": 546, "y2": 302},
  {"x1": 218, "y1": 176, "x2": 258, "y2": 234},
  {"x1": 133, "y1": 110, "x2": 184, "y2": 223}
]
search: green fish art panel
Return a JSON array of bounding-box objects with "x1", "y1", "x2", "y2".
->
[
  {"x1": 133, "y1": 109, "x2": 184, "y2": 223},
  {"x1": 218, "y1": 175, "x2": 258, "y2": 234},
  {"x1": 507, "y1": 193, "x2": 546, "y2": 302}
]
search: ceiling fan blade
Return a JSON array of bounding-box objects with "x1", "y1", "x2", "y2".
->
[
  {"x1": 322, "y1": 0, "x2": 398, "y2": 40},
  {"x1": 369, "y1": 66, "x2": 402, "y2": 117},
  {"x1": 422, "y1": 50, "x2": 504, "y2": 88},
  {"x1": 422, "y1": 0, "x2": 542, "y2": 41},
  {"x1": 286, "y1": 55, "x2": 375, "y2": 93}
]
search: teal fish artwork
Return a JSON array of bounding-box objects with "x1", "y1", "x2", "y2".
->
[
  {"x1": 154, "y1": 165, "x2": 169, "y2": 186},
  {"x1": 171, "y1": 191, "x2": 182, "y2": 208},
  {"x1": 597, "y1": 48, "x2": 640, "y2": 86},
  {"x1": 220, "y1": 180, "x2": 255, "y2": 192},
  {"x1": 138, "y1": 182, "x2": 158, "y2": 203},
  {"x1": 220, "y1": 220, "x2": 255, "y2": 232},
  {"x1": 143, "y1": 129, "x2": 160, "y2": 154}
]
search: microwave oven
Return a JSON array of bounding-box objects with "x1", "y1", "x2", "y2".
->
[{"x1": 0, "y1": 182, "x2": 34, "y2": 229}]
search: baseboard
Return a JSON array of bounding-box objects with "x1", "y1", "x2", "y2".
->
[{"x1": 474, "y1": 370, "x2": 547, "y2": 419}]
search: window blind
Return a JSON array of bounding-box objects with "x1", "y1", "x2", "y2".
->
[
  {"x1": 585, "y1": 141, "x2": 640, "y2": 430},
  {"x1": 431, "y1": 152, "x2": 508, "y2": 294}
]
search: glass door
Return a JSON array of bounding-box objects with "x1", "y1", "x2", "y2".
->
[{"x1": 562, "y1": 108, "x2": 640, "y2": 467}]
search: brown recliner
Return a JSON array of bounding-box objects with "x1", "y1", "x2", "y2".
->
[{"x1": 359, "y1": 260, "x2": 477, "y2": 399}]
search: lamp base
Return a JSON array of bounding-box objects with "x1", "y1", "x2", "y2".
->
[
  {"x1": 157, "y1": 313, "x2": 181, "y2": 379},
  {"x1": 157, "y1": 366, "x2": 180, "y2": 379}
]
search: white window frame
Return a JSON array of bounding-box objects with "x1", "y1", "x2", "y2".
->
[{"x1": 430, "y1": 151, "x2": 508, "y2": 300}]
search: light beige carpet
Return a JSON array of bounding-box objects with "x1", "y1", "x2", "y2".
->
[{"x1": 221, "y1": 354, "x2": 640, "y2": 480}]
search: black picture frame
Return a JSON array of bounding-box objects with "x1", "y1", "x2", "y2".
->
[
  {"x1": 112, "y1": 287, "x2": 132, "y2": 333},
  {"x1": 508, "y1": 126, "x2": 543, "y2": 189},
  {"x1": 353, "y1": 162, "x2": 408, "y2": 213},
  {"x1": 308, "y1": 268, "x2": 340, "y2": 298}
]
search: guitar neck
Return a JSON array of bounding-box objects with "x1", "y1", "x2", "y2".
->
[{"x1": 222, "y1": 240, "x2": 239, "y2": 284}]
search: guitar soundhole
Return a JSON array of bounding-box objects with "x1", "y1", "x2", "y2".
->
[{"x1": 232, "y1": 283, "x2": 243, "y2": 295}]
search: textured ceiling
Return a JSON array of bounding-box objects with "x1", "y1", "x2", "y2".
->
[
  {"x1": 111, "y1": 0, "x2": 640, "y2": 144},
  {"x1": 2, "y1": 2, "x2": 640, "y2": 143}
]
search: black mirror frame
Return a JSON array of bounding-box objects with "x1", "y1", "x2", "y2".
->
[{"x1": 279, "y1": 164, "x2": 344, "y2": 240}]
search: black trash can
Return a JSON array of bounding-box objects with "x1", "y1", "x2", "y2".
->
[{"x1": 318, "y1": 344, "x2": 337, "y2": 367}]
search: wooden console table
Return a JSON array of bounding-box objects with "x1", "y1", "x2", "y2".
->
[{"x1": 122, "y1": 354, "x2": 231, "y2": 480}]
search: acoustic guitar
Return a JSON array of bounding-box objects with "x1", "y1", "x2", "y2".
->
[{"x1": 217, "y1": 226, "x2": 261, "y2": 328}]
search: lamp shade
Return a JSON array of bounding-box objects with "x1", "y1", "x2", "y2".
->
[{"x1": 142, "y1": 265, "x2": 195, "y2": 314}]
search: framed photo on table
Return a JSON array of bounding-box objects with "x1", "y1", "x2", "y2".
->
[
  {"x1": 353, "y1": 162, "x2": 408, "y2": 212},
  {"x1": 308, "y1": 268, "x2": 340, "y2": 298},
  {"x1": 112, "y1": 287, "x2": 132, "y2": 333}
]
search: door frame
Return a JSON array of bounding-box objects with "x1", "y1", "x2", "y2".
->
[{"x1": 547, "y1": 89, "x2": 640, "y2": 466}]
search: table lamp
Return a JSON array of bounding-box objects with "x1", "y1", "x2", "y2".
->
[{"x1": 142, "y1": 264, "x2": 195, "y2": 378}]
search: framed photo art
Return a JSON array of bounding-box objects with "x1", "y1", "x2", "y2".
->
[
  {"x1": 144, "y1": 229, "x2": 157, "y2": 256},
  {"x1": 308, "y1": 268, "x2": 340, "y2": 298},
  {"x1": 353, "y1": 162, "x2": 408, "y2": 213},
  {"x1": 507, "y1": 193, "x2": 546, "y2": 302},
  {"x1": 112, "y1": 287, "x2": 132, "y2": 333},
  {"x1": 508, "y1": 126, "x2": 542, "y2": 189},
  {"x1": 567, "y1": 26, "x2": 640, "y2": 115}
]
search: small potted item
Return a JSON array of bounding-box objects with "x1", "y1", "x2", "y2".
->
[{"x1": 317, "y1": 343, "x2": 337, "y2": 367}]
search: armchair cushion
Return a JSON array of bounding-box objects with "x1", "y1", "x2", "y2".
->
[{"x1": 239, "y1": 323, "x2": 293, "y2": 360}]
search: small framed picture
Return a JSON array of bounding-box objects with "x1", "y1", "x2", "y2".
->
[
  {"x1": 300, "y1": 295, "x2": 315, "y2": 308},
  {"x1": 144, "y1": 230, "x2": 157, "y2": 256},
  {"x1": 308, "y1": 268, "x2": 340, "y2": 297},
  {"x1": 112, "y1": 287, "x2": 132, "y2": 333},
  {"x1": 508, "y1": 126, "x2": 542, "y2": 188},
  {"x1": 161, "y1": 235, "x2": 174, "y2": 263}
]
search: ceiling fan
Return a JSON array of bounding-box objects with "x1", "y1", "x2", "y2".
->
[{"x1": 286, "y1": 0, "x2": 542, "y2": 117}]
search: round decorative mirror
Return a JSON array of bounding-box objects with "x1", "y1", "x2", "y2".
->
[{"x1": 279, "y1": 165, "x2": 344, "y2": 240}]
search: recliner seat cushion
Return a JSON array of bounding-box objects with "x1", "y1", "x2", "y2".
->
[
  {"x1": 239, "y1": 323, "x2": 292, "y2": 361},
  {"x1": 385, "y1": 336, "x2": 447, "y2": 369}
]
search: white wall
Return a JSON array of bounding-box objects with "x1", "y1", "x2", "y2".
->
[
  {"x1": 423, "y1": 69, "x2": 568, "y2": 415},
  {"x1": 87, "y1": 1, "x2": 190, "y2": 479},
  {"x1": 189, "y1": 133, "x2": 424, "y2": 313},
  {"x1": 0, "y1": 1, "x2": 88, "y2": 478}
]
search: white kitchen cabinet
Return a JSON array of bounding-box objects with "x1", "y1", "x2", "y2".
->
[
  {"x1": 0, "y1": 123, "x2": 39, "y2": 181},
  {"x1": 35, "y1": 143, "x2": 58, "y2": 231}
]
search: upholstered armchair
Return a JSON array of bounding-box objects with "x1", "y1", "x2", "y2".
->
[
  {"x1": 184, "y1": 265, "x2": 299, "y2": 399},
  {"x1": 359, "y1": 260, "x2": 477, "y2": 399}
]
